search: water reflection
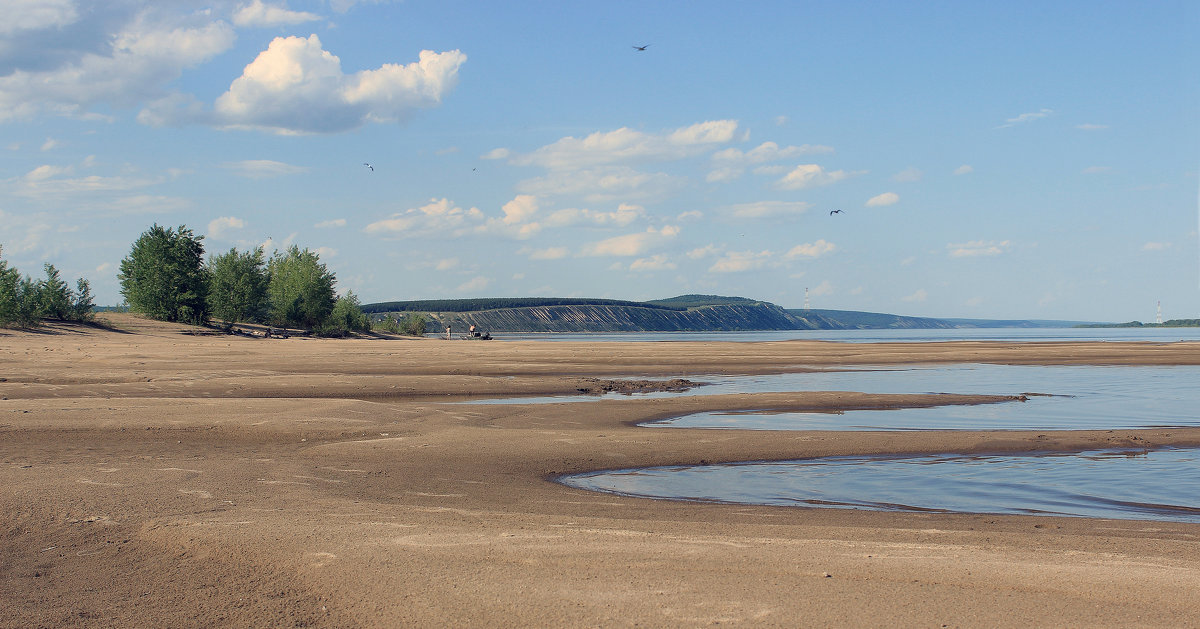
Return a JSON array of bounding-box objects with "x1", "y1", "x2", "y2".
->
[{"x1": 561, "y1": 448, "x2": 1200, "y2": 523}]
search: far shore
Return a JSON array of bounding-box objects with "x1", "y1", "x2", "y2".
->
[{"x1": 3, "y1": 313, "x2": 1200, "y2": 627}]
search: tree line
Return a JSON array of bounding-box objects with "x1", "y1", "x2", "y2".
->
[
  {"x1": 0, "y1": 245, "x2": 96, "y2": 327},
  {"x1": 117, "y1": 224, "x2": 374, "y2": 336}
]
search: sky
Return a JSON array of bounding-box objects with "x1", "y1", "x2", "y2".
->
[{"x1": 1, "y1": 0, "x2": 1197, "y2": 321}]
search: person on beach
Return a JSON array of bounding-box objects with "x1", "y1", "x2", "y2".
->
[{"x1": 445, "y1": 325, "x2": 451, "y2": 340}]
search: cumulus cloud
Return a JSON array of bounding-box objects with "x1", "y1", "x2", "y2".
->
[
  {"x1": 784, "y1": 239, "x2": 836, "y2": 259},
  {"x1": 687, "y1": 244, "x2": 722, "y2": 260},
  {"x1": 954, "y1": 164, "x2": 974, "y2": 175},
  {"x1": 810, "y1": 280, "x2": 833, "y2": 297},
  {"x1": 708, "y1": 141, "x2": 833, "y2": 182},
  {"x1": 187, "y1": 35, "x2": 467, "y2": 134},
  {"x1": 709, "y1": 250, "x2": 774, "y2": 273},
  {"x1": 902, "y1": 289, "x2": 928, "y2": 302},
  {"x1": 581, "y1": 226, "x2": 678, "y2": 257},
  {"x1": 544, "y1": 203, "x2": 645, "y2": 228},
  {"x1": 500, "y1": 194, "x2": 539, "y2": 225},
  {"x1": 891, "y1": 167, "x2": 922, "y2": 182},
  {"x1": 865, "y1": 192, "x2": 899, "y2": 207},
  {"x1": 364, "y1": 197, "x2": 484, "y2": 238},
  {"x1": 724, "y1": 200, "x2": 812, "y2": 219},
  {"x1": 232, "y1": 1, "x2": 322, "y2": 28},
  {"x1": 947, "y1": 240, "x2": 1012, "y2": 257},
  {"x1": 1142, "y1": 241, "x2": 1171, "y2": 251},
  {"x1": 775, "y1": 164, "x2": 858, "y2": 190},
  {"x1": 511, "y1": 120, "x2": 740, "y2": 171},
  {"x1": 223, "y1": 159, "x2": 310, "y2": 178},
  {"x1": 517, "y1": 166, "x2": 681, "y2": 203},
  {"x1": 481, "y1": 147, "x2": 510, "y2": 160},
  {"x1": 0, "y1": 9, "x2": 236, "y2": 122},
  {"x1": 208, "y1": 216, "x2": 246, "y2": 238}
]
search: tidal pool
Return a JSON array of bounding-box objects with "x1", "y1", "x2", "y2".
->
[{"x1": 561, "y1": 448, "x2": 1200, "y2": 523}]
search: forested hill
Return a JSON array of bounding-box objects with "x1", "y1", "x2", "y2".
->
[{"x1": 358, "y1": 295, "x2": 1027, "y2": 333}]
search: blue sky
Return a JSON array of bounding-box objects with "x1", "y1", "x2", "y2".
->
[{"x1": 2, "y1": 0, "x2": 1197, "y2": 321}]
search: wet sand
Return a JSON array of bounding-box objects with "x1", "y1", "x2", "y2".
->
[{"x1": 3, "y1": 314, "x2": 1200, "y2": 627}]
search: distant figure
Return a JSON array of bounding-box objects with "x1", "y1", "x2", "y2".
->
[
  {"x1": 363, "y1": 162, "x2": 374, "y2": 171},
  {"x1": 445, "y1": 325, "x2": 451, "y2": 340},
  {"x1": 829, "y1": 209, "x2": 844, "y2": 215},
  {"x1": 632, "y1": 44, "x2": 649, "y2": 51},
  {"x1": 469, "y1": 324, "x2": 476, "y2": 336}
]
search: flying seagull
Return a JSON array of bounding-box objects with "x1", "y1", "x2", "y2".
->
[
  {"x1": 363, "y1": 162, "x2": 374, "y2": 171},
  {"x1": 829, "y1": 209, "x2": 844, "y2": 215},
  {"x1": 632, "y1": 44, "x2": 649, "y2": 51}
]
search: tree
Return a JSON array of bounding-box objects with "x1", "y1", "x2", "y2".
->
[
  {"x1": 72, "y1": 278, "x2": 95, "y2": 322},
  {"x1": 207, "y1": 247, "x2": 268, "y2": 329},
  {"x1": 35, "y1": 264, "x2": 73, "y2": 320},
  {"x1": 118, "y1": 225, "x2": 208, "y2": 324},
  {"x1": 0, "y1": 245, "x2": 18, "y2": 326},
  {"x1": 266, "y1": 245, "x2": 336, "y2": 329},
  {"x1": 319, "y1": 290, "x2": 371, "y2": 336}
]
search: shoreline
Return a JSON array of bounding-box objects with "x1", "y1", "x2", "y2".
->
[{"x1": 3, "y1": 314, "x2": 1200, "y2": 627}]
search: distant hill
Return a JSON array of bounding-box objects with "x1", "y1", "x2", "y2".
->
[{"x1": 360, "y1": 295, "x2": 1099, "y2": 333}]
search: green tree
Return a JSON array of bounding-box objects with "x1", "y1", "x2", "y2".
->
[
  {"x1": 401, "y1": 313, "x2": 428, "y2": 336},
  {"x1": 207, "y1": 247, "x2": 268, "y2": 329},
  {"x1": 118, "y1": 225, "x2": 208, "y2": 324},
  {"x1": 0, "y1": 245, "x2": 18, "y2": 326},
  {"x1": 319, "y1": 290, "x2": 371, "y2": 336},
  {"x1": 35, "y1": 264, "x2": 73, "y2": 320},
  {"x1": 266, "y1": 245, "x2": 336, "y2": 329},
  {"x1": 71, "y1": 278, "x2": 95, "y2": 322}
]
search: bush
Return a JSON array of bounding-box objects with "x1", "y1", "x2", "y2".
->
[
  {"x1": 316, "y1": 291, "x2": 371, "y2": 337},
  {"x1": 267, "y1": 246, "x2": 336, "y2": 329},
  {"x1": 0, "y1": 247, "x2": 94, "y2": 327}
]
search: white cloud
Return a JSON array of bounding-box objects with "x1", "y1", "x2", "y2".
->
[
  {"x1": 232, "y1": 1, "x2": 322, "y2": 28},
  {"x1": 581, "y1": 226, "x2": 678, "y2": 257},
  {"x1": 208, "y1": 216, "x2": 246, "y2": 238},
  {"x1": 953, "y1": 165, "x2": 974, "y2": 175},
  {"x1": 1142, "y1": 242, "x2": 1171, "y2": 251},
  {"x1": 865, "y1": 192, "x2": 899, "y2": 207},
  {"x1": 709, "y1": 250, "x2": 774, "y2": 273},
  {"x1": 544, "y1": 203, "x2": 645, "y2": 228},
  {"x1": 891, "y1": 167, "x2": 922, "y2": 182},
  {"x1": 364, "y1": 198, "x2": 484, "y2": 238},
  {"x1": 500, "y1": 194, "x2": 539, "y2": 225},
  {"x1": 518, "y1": 166, "x2": 681, "y2": 202},
  {"x1": 629, "y1": 254, "x2": 676, "y2": 271},
  {"x1": 40, "y1": 138, "x2": 60, "y2": 151},
  {"x1": 810, "y1": 280, "x2": 833, "y2": 297},
  {"x1": 708, "y1": 142, "x2": 833, "y2": 182},
  {"x1": 315, "y1": 246, "x2": 337, "y2": 258},
  {"x1": 2, "y1": 0, "x2": 78, "y2": 35},
  {"x1": 147, "y1": 35, "x2": 467, "y2": 134},
  {"x1": 1076, "y1": 123, "x2": 1109, "y2": 131},
  {"x1": 785, "y1": 239, "x2": 836, "y2": 259},
  {"x1": 223, "y1": 159, "x2": 310, "y2": 178},
  {"x1": 687, "y1": 244, "x2": 722, "y2": 260},
  {"x1": 724, "y1": 200, "x2": 812, "y2": 219},
  {"x1": 314, "y1": 218, "x2": 346, "y2": 228},
  {"x1": 525, "y1": 247, "x2": 569, "y2": 260},
  {"x1": 997, "y1": 108, "x2": 1053, "y2": 128},
  {"x1": 776, "y1": 164, "x2": 858, "y2": 190},
  {"x1": 435, "y1": 258, "x2": 459, "y2": 270},
  {"x1": 482, "y1": 148, "x2": 510, "y2": 160},
  {"x1": 512, "y1": 120, "x2": 740, "y2": 170},
  {"x1": 456, "y1": 276, "x2": 490, "y2": 293},
  {"x1": 0, "y1": 11, "x2": 236, "y2": 122},
  {"x1": 902, "y1": 289, "x2": 928, "y2": 302},
  {"x1": 947, "y1": 240, "x2": 1012, "y2": 257}
]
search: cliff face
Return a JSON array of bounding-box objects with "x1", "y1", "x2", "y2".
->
[{"x1": 416, "y1": 302, "x2": 814, "y2": 333}]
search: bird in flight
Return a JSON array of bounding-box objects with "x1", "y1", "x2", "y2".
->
[
  {"x1": 632, "y1": 44, "x2": 649, "y2": 51},
  {"x1": 829, "y1": 209, "x2": 844, "y2": 215},
  {"x1": 363, "y1": 162, "x2": 374, "y2": 171}
]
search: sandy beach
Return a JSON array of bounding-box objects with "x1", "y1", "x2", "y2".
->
[{"x1": 3, "y1": 314, "x2": 1200, "y2": 628}]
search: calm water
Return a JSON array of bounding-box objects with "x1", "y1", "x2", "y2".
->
[
  {"x1": 648, "y1": 364, "x2": 1200, "y2": 431},
  {"x1": 486, "y1": 327, "x2": 1200, "y2": 343},
  {"x1": 560, "y1": 448, "x2": 1200, "y2": 523}
]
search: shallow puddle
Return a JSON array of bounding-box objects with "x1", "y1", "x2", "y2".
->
[{"x1": 560, "y1": 447, "x2": 1200, "y2": 523}]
